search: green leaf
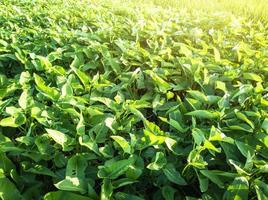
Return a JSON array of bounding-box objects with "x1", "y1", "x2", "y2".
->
[
  {"x1": 55, "y1": 154, "x2": 88, "y2": 193},
  {"x1": 70, "y1": 57, "x2": 90, "y2": 90},
  {"x1": 44, "y1": 191, "x2": 93, "y2": 200},
  {"x1": 18, "y1": 89, "x2": 32, "y2": 110},
  {"x1": 213, "y1": 47, "x2": 221, "y2": 62},
  {"x1": 203, "y1": 140, "x2": 221, "y2": 153},
  {"x1": 87, "y1": 183, "x2": 99, "y2": 200},
  {"x1": 254, "y1": 180, "x2": 268, "y2": 200},
  {"x1": 111, "y1": 136, "x2": 131, "y2": 154},
  {"x1": 106, "y1": 57, "x2": 121, "y2": 74},
  {"x1": 34, "y1": 73, "x2": 60, "y2": 100},
  {"x1": 209, "y1": 126, "x2": 226, "y2": 141},
  {"x1": 144, "y1": 120, "x2": 165, "y2": 135},
  {"x1": 0, "y1": 177, "x2": 23, "y2": 200},
  {"x1": 161, "y1": 185, "x2": 176, "y2": 200},
  {"x1": 243, "y1": 73, "x2": 262, "y2": 82},
  {"x1": 91, "y1": 97, "x2": 118, "y2": 111},
  {"x1": 200, "y1": 170, "x2": 225, "y2": 188},
  {"x1": 227, "y1": 124, "x2": 253, "y2": 133},
  {"x1": 113, "y1": 178, "x2": 137, "y2": 189},
  {"x1": 179, "y1": 44, "x2": 192, "y2": 57},
  {"x1": 101, "y1": 179, "x2": 113, "y2": 200},
  {"x1": 98, "y1": 157, "x2": 135, "y2": 179},
  {"x1": 127, "y1": 105, "x2": 146, "y2": 121},
  {"x1": 163, "y1": 163, "x2": 187, "y2": 185},
  {"x1": 261, "y1": 118, "x2": 268, "y2": 134},
  {"x1": 115, "y1": 192, "x2": 144, "y2": 200},
  {"x1": 22, "y1": 163, "x2": 57, "y2": 177},
  {"x1": 215, "y1": 81, "x2": 226, "y2": 92},
  {"x1": 256, "y1": 133, "x2": 268, "y2": 148},
  {"x1": 55, "y1": 177, "x2": 87, "y2": 194},
  {"x1": 143, "y1": 129, "x2": 166, "y2": 147},
  {"x1": 147, "y1": 152, "x2": 167, "y2": 170},
  {"x1": 224, "y1": 177, "x2": 249, "y2": 200},
  {"x1": 145, "y1": 70, "x2": 171, "y2": 93},
  {"x1": 0, "y1": 169, "x2": 4, "y2": 178},
  {"x1": 0, "y1": 113, "x2": 26, "y2": 127},
  {"x1": 66, "y1": 154, "x2": 87, "y2": 179},
  {"x1": 164, "y1": 137, "x2": 178, "y2": 154},
  {"x1": 19, "y1": 71, "x2": 31, "y2": 85},
  {"x1": 231, "y1": 85, "x2": 253, "y2": 100},
  {"x1": 61, "y1": 81, "x2": 73, "y2": 98},
  {"x1": 125, "y1": 156, "x2": 144, "y2": 180},
  {"x1": 46, "y1": 128, "x2": 74, "y2": 151},
  {"x1": 0, "y1": 153, "x2": 15, "y2": 173},
  {"x1": 79, "y1": 135, "x2": 100, "y2": 155},
  {"x1": 187, "y1": 90, "x2": 208, "y2": 103},
  {"x1": 32, "y1": 55, "x2": 52, "y2": 71},
  {"x1": 192, "y1": 128, "x2": 206, "y2": 146},
  {"x1": 234, "y1": 109, "x2": 254, "y2": 129},
  {"x1": 197, "y1": 172, "x2": 208, "y2": 192},
  {"x1": 159, "y1": 117, "x2": 188, "y2": 133},
  {"x1": 235, "y1": 140, "x2": 254, "y2": 158},
  {"x1": 228, "y1": 159, "x2": 250, "y2": 176},
  {"x1": 186, "y1": 110, "x2": 220, "y2": 119},
  {"x1": 200, "y1": 170, "x2": 236, "y2": 188},
  {"x1": 77, "y1": 112, "x2": 85, "y2": 136},
  {"x1": 0, "y1": 135, "x2": 16, "y2": 152},
  {"x1": 105, "y1": 117, "x2": 116, "y2": 133}
]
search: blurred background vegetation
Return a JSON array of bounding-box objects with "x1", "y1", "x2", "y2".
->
[{"x1": 91, "y1": 0, "x2": 268, "y2": 22}]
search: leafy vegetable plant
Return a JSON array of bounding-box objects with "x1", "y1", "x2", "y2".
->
[{"x1": 0, "y1": 0, "x2": 268, "y2": 199}]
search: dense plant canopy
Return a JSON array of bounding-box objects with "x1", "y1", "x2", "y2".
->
[{"x1": 0, "y1": 0, "x2": 268, "y2": 199}]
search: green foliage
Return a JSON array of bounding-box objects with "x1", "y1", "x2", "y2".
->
[{"x1": 0, "y1": 0, "x2": 268, "y2": 199}]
